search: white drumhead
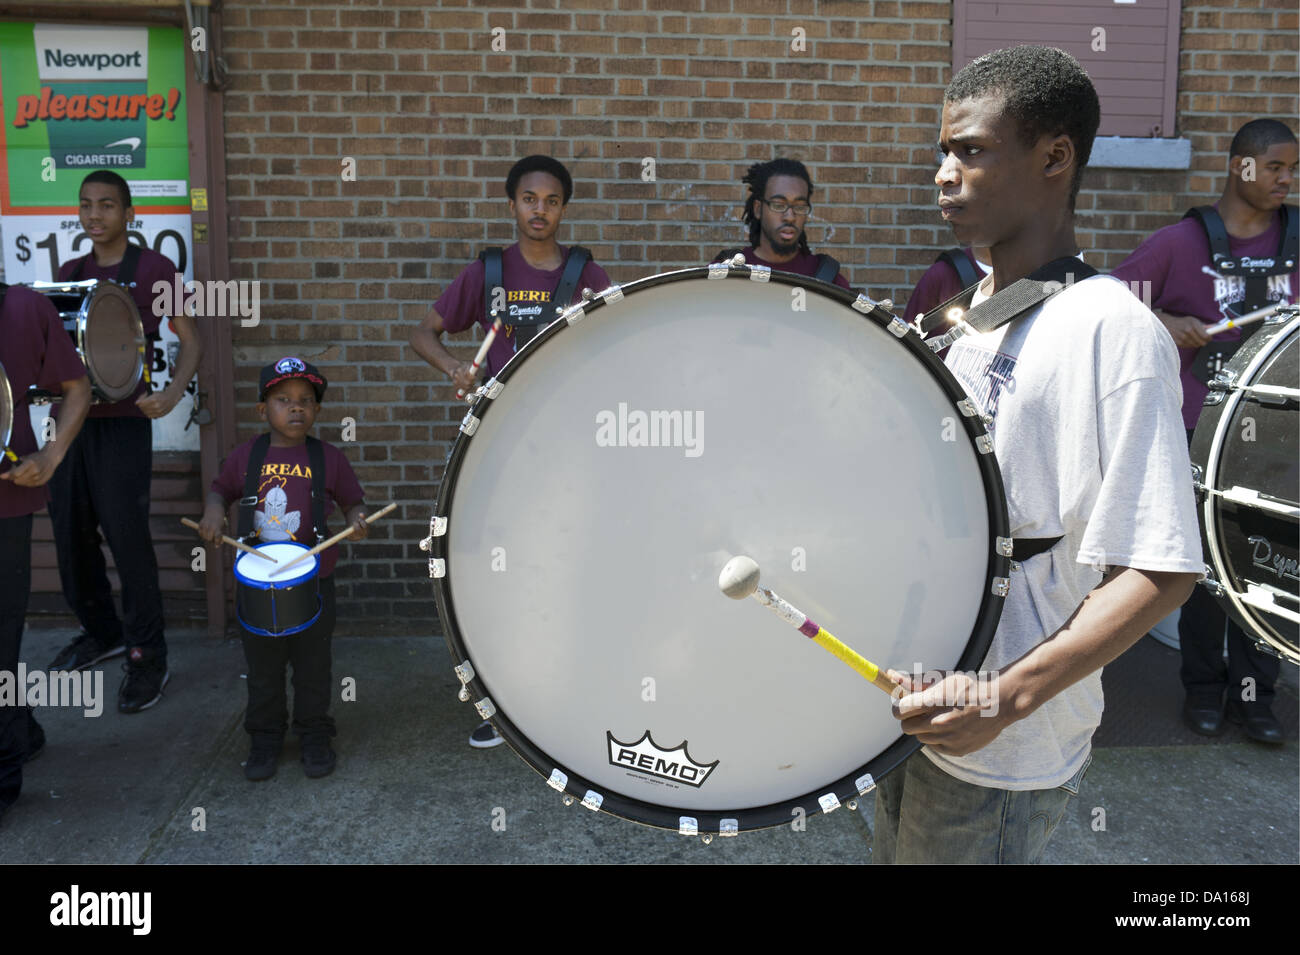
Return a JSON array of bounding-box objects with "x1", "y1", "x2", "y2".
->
[
  {"x1": 234, "y1": 542, "x2": 317, "y2": 585},
  {"x1": 443, "y1": 273, "x2": 998, "y2": 814}
]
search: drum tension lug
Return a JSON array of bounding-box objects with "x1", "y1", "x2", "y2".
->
[
  {"x1": 991, "y1": 577, "x2": 1011, "y2": 598},
  {"x1": 453, "y1": 660, "x2": 475, "y2": 702}
]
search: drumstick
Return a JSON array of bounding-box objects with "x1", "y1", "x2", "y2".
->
[
  {"x1": 1203, "y1": 302, "x2": 1279, "y2": 337},
  {"x1": 269, "y1": 502, "x2": 397, "y2": 577},
  {"x1": 456, "y1": 317, "x2": 503, "y2": 400},
  {"x1": 180, "y1": 517, "x2": 277, "y2": 563},
  {"x1": 717, "y1": 555, "x2": 902, "y2": 697}
]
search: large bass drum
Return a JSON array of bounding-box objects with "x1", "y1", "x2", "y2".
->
[
  {"x1": 1190, "y1": 307, "x2": 1299, "y2": 664},
  {"x1": 425, "y1": 264, "x2": 1010, "y2": 836}
]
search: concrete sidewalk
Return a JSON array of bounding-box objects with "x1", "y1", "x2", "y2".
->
[{"x1": 2, "y1": 625, "x2": 1295, "y2": 864}]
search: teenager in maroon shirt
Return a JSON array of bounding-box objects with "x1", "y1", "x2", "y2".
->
[
  {"x1": 410, "y1": 155, "x2": 611, "y2": 399},
  {"x1": 45, "y1": 171, "x2": 203, "y2": 716},
  {"x1": 0, "y1": 284, "x2": 91, "y2": 823},
  {"x1": 712, "y1": 158, "x2": 852, "y2": 291},
  {"x1": 1112, "y1": 119, "x2": 1298, "y2": 745},
  {"x1": 408, "y1": 155, "x2": 610, "y2": 748}
]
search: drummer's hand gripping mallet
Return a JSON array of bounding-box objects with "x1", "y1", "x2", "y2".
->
[
  {"x1": 456, "y1": 316, "x2": 503, "y2": 401},
  {"x1": 718, "y1": 555, "x2": 903, "y2": 697}
]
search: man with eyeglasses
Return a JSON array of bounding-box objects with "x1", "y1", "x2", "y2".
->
[{"x1": 713, "y1": 158, "x2": 852, "y2": 289}]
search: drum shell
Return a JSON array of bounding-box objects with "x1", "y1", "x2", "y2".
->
[
  {"x1": 430, "y1": 266, "x2": 1010, "y2": 833},
  {"x1": 234, "y1": 547, "x2": 322, "y2": 638},
  {"x1": 27, "y1": 280, "x2": 146, "y2": 403},
  {"x1": 1190, "y1": 314, "x2": 1299, "y2": 662}
]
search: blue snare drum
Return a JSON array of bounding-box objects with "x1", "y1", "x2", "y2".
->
[{"x1": 233, "y1": 541, "x2": 321, "y2": 637}]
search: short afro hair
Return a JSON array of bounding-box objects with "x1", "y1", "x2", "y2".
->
[
  {"x1": 1229, "y1": 119, "x2": 1297, "y2": 160},
  {"x1": 505, "y1": 155, "x2": 573, "y2": 204},
  {"x1": 80, "y1": 169, "x2": 132, "y2": 208},
  {"x1": 945, "y1": 46, "x2": 1100, "y2": 210}
]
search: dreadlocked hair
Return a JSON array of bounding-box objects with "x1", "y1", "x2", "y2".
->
[{"x1": 741, "y1": 157, "x2": 814, "y2": 254}]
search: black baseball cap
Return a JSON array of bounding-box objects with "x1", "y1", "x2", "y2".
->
[{"x1": 259, "y1": 356, "x2": 327, "y2": 401}]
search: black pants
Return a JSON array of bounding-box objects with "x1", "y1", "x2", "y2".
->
[
  {"x1": 1179, "y1": 429, "x2": 1278, "y2": 707},
  {"x1": 46, "y1": 416, "x2": 166, "y2": 662},
  {"x1": 240, "y1": 575, "x2": 336, "y2": 741},
  {"x1": 0, "y1": 514, "x2": 41, "y2": 814}
]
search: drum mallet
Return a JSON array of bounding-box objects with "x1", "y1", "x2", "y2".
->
[
  {"x1": 269, "y1": 502, "x2": 398, "y2": 577},
  {"x1": 718, "y1": 555, "x2": 902, "y2": 698},
  {"x1": 1203, "y1": 301, "x2": 1280, "y2": 338},
  {"x1": 180, "y1": 517, "x2": 278, "y2": 563},
  {"x1": 456, "y1": 316, "x2": 503, "y2": 401}
]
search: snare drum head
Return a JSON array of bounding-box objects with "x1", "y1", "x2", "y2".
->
[
  {"x1": 434, "y1": 268, "x2": 1008, "y2": 832},
  {"x1": 81, "y1": 283, "x2": 145, "y2": 402},
  {"x1": 1191, "y1": 315, "x2": 1299, "y2": 662},
  {"x1": 234, "y1": 542, "x2": 318, "y2": 587}
]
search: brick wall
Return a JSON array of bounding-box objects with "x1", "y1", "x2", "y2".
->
[{"x1": 217, "y1": 0, "x2": 1297, "y2": 629}]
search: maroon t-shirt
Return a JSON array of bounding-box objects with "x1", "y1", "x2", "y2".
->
[
  {"x1": 211, "y1": 437, "x2": 365, "y2": 578},
  {"x1": 57, "y1": 245, "x2": 176, "y2": 418},
  {"x1": 1111, "y1": 207, "x2": 1297, "y2": 429},
  {"x1": 434, "y1": 244, "x2": 612, "y2": 376},
  {"x1": 0, "y1": 286, "x2": 88, "y2": 518},
  {"x1": 729, "y1": 248, "x2": 853, "y2": 290},
  {"x1": 903, "y1": 248, "x2": 986, "y2": 324}
]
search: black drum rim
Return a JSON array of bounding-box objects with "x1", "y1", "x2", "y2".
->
[
  {"x1": 77, "y1": 283, "x2": 146, "y2": 403},
  {"x1": 430, "y1": 266, "x2": 1012, "y2": 834},
  {"x1": 1192, "y1": 313, "x2": 1300, "y2": 664}
]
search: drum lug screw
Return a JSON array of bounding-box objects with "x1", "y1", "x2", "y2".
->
[
  {"x1": 562, "y1": 795, "x2": 575, "y2": 807},
  {"x1": 457, "y1": 687, "x2": 470, "y2": 703},
  {"x1": 701, "y1": 834, "x2": 714, "y2": 845},
  {"x1": 846, "y1": 799, "x2": 858, "y2": 812}
]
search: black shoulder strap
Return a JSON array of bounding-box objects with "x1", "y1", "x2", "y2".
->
[
  {"x1": 813, "y1": 254, "x2": 840, "y2": 284},
  {"x1": 117, "y1": 242, "x2": 143, "y2": 286},
  {"x1": 1184, "y1": 206, "x2": 1232, "y2": 263},
  {"x1": 550, "y1": 246, "x2": 592, "y2": 318},
  {"x1": 479, "y1": 247, "x2": 503, "y2": 322},
  {"x1": 66, "y1": 243, "x2": 144, "y2": 283},
  {"x1": 1280, "y1": 204, "x2": 1297, "y2": 264},
  {"x1": 0, "y1": 282, "x2": 7, "y2": 313},
  {"x1": 938, "y1": 247, "x2": 981, "y2": 289},
  {"x1": 919, "y1": 256, "x2": 1099, "y2": 339},
  {"x1": 236, "y1": 433, "x2": 272, "y2": 541},
  {"x1": 66, "y1": 243, "x2": 143, "y2": 284},
  {"x1": 306, "y1": 436, "x2": 327, "y2": 543}
]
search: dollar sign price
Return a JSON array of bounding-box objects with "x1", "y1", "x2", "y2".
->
[{"x1": 15, "y1": 233, "x2": 30, "y2": 263}]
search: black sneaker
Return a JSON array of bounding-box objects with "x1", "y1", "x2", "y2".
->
[
  {"x1": 47, "y1": 632, "x2": 125, "y2": 672},
  {"x1": 244, "y1": 737, "x2": 282, "y2": 781},
  {"x1": 468, "y1": 720, "x2": 504, "y2": 749},
  {"x1": 301, "y1": 737, "x2": 336, "y2": 778},
  {"x1": 117, "y1": 654, "x2": 170, "y2": 714}
]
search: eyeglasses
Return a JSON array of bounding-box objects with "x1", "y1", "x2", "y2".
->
[{"x1": 759, "y1": 198, "x2": 812, "y2": 216}]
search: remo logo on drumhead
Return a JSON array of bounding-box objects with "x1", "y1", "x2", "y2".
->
[{"x1": 427, "y1": 263, "x2": 1011, "y2": 837}]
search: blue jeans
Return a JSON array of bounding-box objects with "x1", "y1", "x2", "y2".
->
[{"x1": 872, "y1": 749, "x2": 1091, "y2": 864}]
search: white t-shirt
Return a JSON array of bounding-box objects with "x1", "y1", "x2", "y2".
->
[{"x1": 927, "y1": 273, "x2": 1204, "y2": 790}]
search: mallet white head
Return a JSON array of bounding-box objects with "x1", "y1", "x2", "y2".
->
[{"x1": 718, "y1": 555, "x2": 761, "y2": 599}]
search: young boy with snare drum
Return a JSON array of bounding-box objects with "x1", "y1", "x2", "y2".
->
[{"x1": 199, "y1": 358, "x2": 368, "y2": 780}]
